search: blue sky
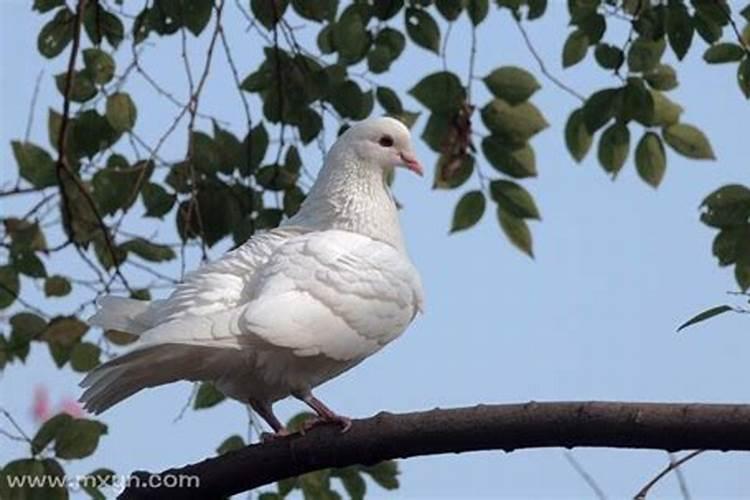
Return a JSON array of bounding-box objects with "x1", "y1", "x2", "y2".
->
[{"x1": 2, "y1": 1, "x2": 749, "y2": 498}]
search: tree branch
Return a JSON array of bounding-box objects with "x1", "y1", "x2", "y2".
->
[{"x1": 119, "y1": 401, "x2": 750, "y2": 499}]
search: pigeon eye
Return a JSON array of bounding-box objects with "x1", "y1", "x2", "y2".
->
[{"x1": 378, "y1": 135, "x2": 394, "y2": 148}]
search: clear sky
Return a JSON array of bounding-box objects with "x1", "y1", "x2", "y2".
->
[{"x1": 1, "y1": 1, "x2": 749, "y2": 498}]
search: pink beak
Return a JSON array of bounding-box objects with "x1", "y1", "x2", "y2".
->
[{"x1": 399, "y1": 152, "x2": 424, "y2": 177}]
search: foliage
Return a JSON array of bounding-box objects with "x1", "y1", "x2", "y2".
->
[{"x1": 2, "y1": 0, "x2": 750, "y2": 497}]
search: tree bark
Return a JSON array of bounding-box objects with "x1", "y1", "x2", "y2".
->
[{"x1": 118, "y1": 401, "x2": 750, "y2": 499}]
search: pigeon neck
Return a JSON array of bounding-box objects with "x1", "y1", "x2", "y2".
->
[{"x1": 286, "y1": 147, "x2": 406, "y2": 252}]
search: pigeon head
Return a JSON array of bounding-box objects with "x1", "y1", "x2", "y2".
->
[{"x1": 339, "y1": 117, "x2": 423, "y2": 177}]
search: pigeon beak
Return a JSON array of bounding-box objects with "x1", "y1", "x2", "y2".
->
[{"x1": 399, "y1": 151, "x2": 424, "y2": 177}]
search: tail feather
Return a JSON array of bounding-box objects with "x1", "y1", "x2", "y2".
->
[
  {"x1": 79, "y1": 344, "x2": 239, "y2": 414},
  {"x1": 88, "y1": 296, "x2": 152, "y2": 335}
]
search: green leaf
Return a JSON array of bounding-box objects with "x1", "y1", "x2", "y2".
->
[
  {"x1": 451, "y1": 191, "x2": 486, "y2": 233},
  {"x1": 334, "y1": 467, "x2": 367, "y2": 500},
  {"x1": 677, "y1": 305, "x2": 733, "y2": 332},
  {"x1": 527, "y1": 0, "x2": 547, "y2": 19},
  {"x1": 405, "y1": 7, "x2": 440, "y2": 54},
  {"x1": 241, "y1": 123, "x2": 269, "y2": 176},
  {"x1": 635, "y1": 132, "x2": 666, "y2": 188},
  {"x1": 409, "y1": 71, "x2": 465, "y2": 113},
  {"x1": 742, "y1": 4, "x2": 750, "y2": 22},
  {"x1": 183, "y1": 0, "x2": 213, "y2": 36},
  {"x1": 375, "y1": 28, "x2": 406, "y2": 60},
  {"x1": 663, "y1": 123, "x2": 715, "y2": 160},
  {"x1": 83, "y1": 48, "x2": 115, "y2": 84},
  {"x1": 481, "y1": 138, "x2": 537, "y2": 178},
  {"x1": 702, "y1": 184, "x2": 750, "y2": 212},
  {"x1": 105, "y1": 329, "x2": 138, "y2": 346},
  {"x1": 483, "y1": 66, "x2": 540, "y2": 105},
  {"x1": 598, "y1": 123, "x2": 630, "y2": 175},
  {"x1": 490, "y1": 180, "x2": 540, "y2": 219},
  {"x1": 142, "y1": 183, "x2": 176, "y2": 218},
  {"x1": 703, "y1": 43, "x2": 746, "y2": 63},
  {"x1": 93, "y1": 160, "x2": 153, "y2": 215},
  {"x1": 32, "y1": 413, "x2": 73, "y2": 455},
  {"x1": 37, "y1": 7, "x2": 74, "y2": 58},
  {"x1": 648, "y1": 90, "x2": 683, "y2": 126},
  {"x1": 497, "y1": 207, "x2": 533, "y2": 257},
  {"x1": 70, "y1": 342, "x2": 101, "y2": 372},
  {"x1": 361, "y1": 461, "x2": 399, "y2": 490},
  {"x1": 376, "y1": 86, "x2": 403, "y2": 114},
  {"x1": 54, "y1": 70, "x2": 97, "y2": 103},
  {"x1": 627, "y1": 36, "x2": 666, "y2": 72},
  {"x1": 433, "y1": 153, "x2": 474, "y2": 189},
  {"x1": 72, "y1": 109, "x2": 121, "y2": 158},
  {"x1": 329, "y1": 80, "x2": 373, "y2": 120},
  {"x1": 730, "y1": 264, "x2": 750, "y2": 291},
  {"x1": 13, "y1": 250, "x2": 46, "y2": 278},
  {"x1": 43, "y1": 316, "x2": 88, "y2": 347},
  {"x1": 251, "y1": 0, "x2": 289, "y2": 30},
  {"x1": 54, "y1": 418, "x2": 107, "y2": 459},
  {"x1": 713, "y1": 226, "x2": 742, "y2": 266},
  {"x1": 191, "y1": 131, "x2": 222, "y2": 173},
  {"x1": 34, "y1": 0, "x2": 64, "y2": 13},
  {"x1": 435, "y1": 0, "x2": 463, "y2": 21},
  {"x1": 0, "y1": 266, "x2": 20, "y2": 309},
  {"x1": 562, "y1": 29, "x2": 589, "y2": 68},
  {"x1": 82, "y1": 468, "x2": 116, "y2": 500},
  {"x1": 693, "y1": 11, "x2": 723, "y2": 44},
  {"x1": 594, "y1": 43, "x2": 624, "y2": 70},
  {"x1": 467, "y1": 0, "x2": 489, "y2": 25},
  {"x1": 645, "y1": 64, "x2": 678, "y2": 91},
  {"x1": 121, "y1": 238, "x2": 176, "y2": 262},
  {"x1": 11, "y1": 141, "x2": 57, "y2": 188},
  {"x1": 283, "y1": 186, "x2": 306, "y2": 217},
  {"x1": 44, "y1": 275, "x2": 72, "y2": 297},
  {"x1": 292, "y1": 0, "x2": 336, "y2": 21},
  {"x1": 481, "y1": 99, "x2": 548, "y2": 143},
  {"x1": 564, "y1": 108, "x2": 592, "y2": 163},
  {"x1": 666, "y1": 0, "x2": 693, "y2": 60},
  {"x1": 217, "y1": 435, "x2": 245, "y2": 455},
  {"x1": 194, "y1": 382, "x2": 226, "y2": 409},
  {"x1": 368, "y1": 45, "x2": 393, "y2": 73},
  {"x1": 622, "y1": 77, "x2": 654, "y2": 125},
  {"x1": 576, "y1": 11, "x2": 605, "y2": 44},
  {"x1": 83, "y1": 7, "x2": 124, "y2": 48},
  {"x1": 582, "y1": 88, "x2": 621, "y2": 133},
  {"x1": 11, "y1": 313, "x2": 47, "y2": 343},
  {"x1": 739, "y1": 57, "x2": 750, "y2": 99},
  {"x1": 106, "y1": 92, "x2": 137, "y2": 132},
  {"x1": 0, "y1": 459, "x2": 47, "y2": 500},
  {"x1": 334, "y1": 6, "x2": 370, "y2": 63}
]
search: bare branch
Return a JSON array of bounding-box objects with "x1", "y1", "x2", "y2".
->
[{"x1": 120, "y1": 402, "x2": 750, "y2": 499}]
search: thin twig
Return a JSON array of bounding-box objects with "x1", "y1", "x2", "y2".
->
[
  {"x1": 24, "y1": 70, "x2": 44, "y2": 142},
  {"x1": 0, "y1": 408, "x2": 31, "y2": 443},
  {"x1": 669, "y1": 452, "x2": 693, "y2": 500},
  {"x1": 54, "y1": 0, "x2": 132, "y2": 294},
  {"x1": 467, "y1": 25, "x2": 477, "y2": 103},
  {"x1": 183, "y1": 0, "x2": 224, "y2": 261},
  {"x1": 633, "y1": 450, "x2": 705, "y2": 500},
  {"x1": 514, "y1": 18, "x2": 585, "y2": 102},
  {"x1": 173, "y1": 383, "x2": 199, "y2": 423},
  {"x1": 563, "y1": 451, "x2": 608, "y2": 500}
]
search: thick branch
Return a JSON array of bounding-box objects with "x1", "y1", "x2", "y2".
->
[{"x1": 119, "y1": 401, "x2": 750, "y2": 499}]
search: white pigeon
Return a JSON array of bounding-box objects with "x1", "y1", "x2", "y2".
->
[{"x1": 79, "y1": 116, "x2": 425, "y2": 436}]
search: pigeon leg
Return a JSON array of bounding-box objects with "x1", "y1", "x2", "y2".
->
[
  {"x1": 249, "y1": 399, "x2": 289, "y2": 441},
  {"x1": 296, "y1": 393, "x2": 352, "y2": 433}
]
